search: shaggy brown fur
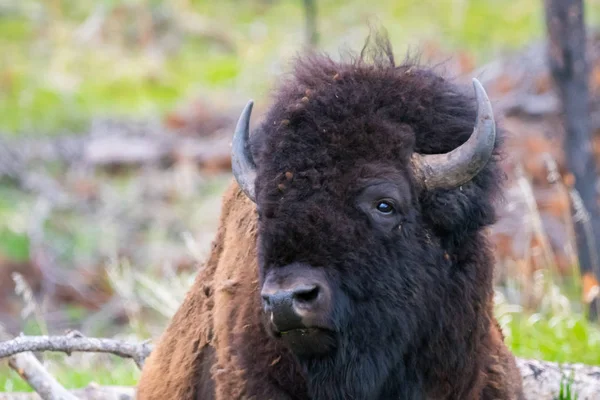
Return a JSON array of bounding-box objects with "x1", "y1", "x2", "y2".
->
[
  {"x1": 138, "y1": 33, "x2": 524, "y2": 399},
  {"x1": 137, "y1": 183, "x2": 306, "y2": 400},
  {"x1": 137, "y1": 184, "x2": 522, "y2": 400}
]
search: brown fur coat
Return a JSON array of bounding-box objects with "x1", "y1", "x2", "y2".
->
[
  {"x1": 136, "y1": 181, "x2": 523, "y2": 400},
  {"x1": 138, "y1": 182, "x2": 303, "y2": 400}
]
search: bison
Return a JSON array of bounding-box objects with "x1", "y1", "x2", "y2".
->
[{"x1": 137, "y1": 35, "x2": 524, "y2": 400}]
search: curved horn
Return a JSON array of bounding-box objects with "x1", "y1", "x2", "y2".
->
[
  {"x1": 411, "y1": 78, "x2": 496, "y2": 190},
  {"x1": 232, "y1": 100, "x2": 257, "y2": 202}
]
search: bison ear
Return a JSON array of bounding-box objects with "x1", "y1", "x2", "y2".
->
[
  {"x1": 232, "y1": 100, "x2": 258, "y2": 202},
  {"x1": 411, "y1": 78, "x2": 496, "y2": 191}
]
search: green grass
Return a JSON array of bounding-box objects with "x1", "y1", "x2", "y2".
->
[
  {"x1": 0, "y1": 185, "x2": 33, "y2": 262},
  {"x1": 558, "y1": 372, "x2": 579, "y2": 400},
  {"x1": 504, "y1": 312, "x2": 600, "y2": 366},
  {"x1": 0, "y1": 357, "x2": 139, "y2": 392},
  {"x1": 495, "y1": 285, "x2": 600, "y2": 366}
]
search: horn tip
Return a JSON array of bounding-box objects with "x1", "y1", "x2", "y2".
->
[
  {"x1": 240, "y1": 99, "x2": 255, "y2": 115},
  {"x1": 471, "y1": 78, "x2": 485, "y2": 94},
  {"x1": 471, "y1": 78, "x2": 493, "y2": 115}
]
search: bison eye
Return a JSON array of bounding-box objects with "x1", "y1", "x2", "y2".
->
[{"x1": 375, "y1": 200, "x2": 395, "y2": 214}]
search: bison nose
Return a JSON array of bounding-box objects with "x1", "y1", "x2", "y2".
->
[{"x1": 261, "y1": 284, "x2": 322, "y2": 332}]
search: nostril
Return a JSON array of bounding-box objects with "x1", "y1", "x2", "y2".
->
[
  {"x1": 293, "y1": 285, "x2": 320, "y2": 304},
  {"x1": 261, "y1": 294, "x2": 271, "y2": 307}
]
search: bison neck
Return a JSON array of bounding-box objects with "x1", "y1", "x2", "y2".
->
[{"x1": 298, "y1": 351, "x2": 425, "y2": 400}]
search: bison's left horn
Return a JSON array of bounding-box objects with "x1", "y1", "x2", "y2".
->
[
  {"x1": 232, "y1": 100, "x2": 257, "y2": 202},
  {"x1": 412, "y1": 78, "x2": 496, "y2": 190}
]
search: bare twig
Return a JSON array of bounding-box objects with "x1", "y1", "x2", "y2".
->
[
  {"x1": 543, "y1": 154, "x2": 579, "y2": 275},
  {"x1": 0, "y1": 326, "x2": 75, "y2": 400},
  {"x1": 516, "y1": 165, "x2": 557, "y2": 272},
  {"x1": 7, "y1": 352, "x2": 78, "y2": 400},
  {"x1": 0, "y1": 334, "x2": 153, "y2": 369},
  {"x1": 11, "y1": 273, "x2": 48, "y2": 337}
]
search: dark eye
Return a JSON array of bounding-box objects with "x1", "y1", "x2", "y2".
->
[{"x1": 375, "y1": 200, "x2": 395, "y2": 214}]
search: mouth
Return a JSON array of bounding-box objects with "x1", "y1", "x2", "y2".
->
[
  {"x1": 271, "y1": 326, "x2": 337, "y2": 356},
  {"x1": 274, "y1": 326, "x2": 327, "y2": 336}
]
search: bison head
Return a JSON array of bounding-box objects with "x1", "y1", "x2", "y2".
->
[{"x1": 230, "y1": 46, "x2": 500, "y2": 399}]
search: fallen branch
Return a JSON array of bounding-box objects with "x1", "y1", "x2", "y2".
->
[
  {"x1": 0, "y1": 385, "x2": 134, "y2": 400},
  {"x1": 3, "y1": 333, "x2": 600, "y2": 399},
  {"x1": 0, "y1": 334, "x2": 152, "y2": 369},
  {"x1": 83, "y1": 133, "x2": 232, "y2": 169},
  {"x1": 0, "y1": 131, "x2": 232, "y2": 174},
  {"x1": 0, "y1": 327, "x2": 76, "y2": 400},
  {"x1": 518, "y1": 358, "x2": 600, "y2": 399},
  {"x1": 7, "y1": 352, "x2": 78, "y2": 400}
]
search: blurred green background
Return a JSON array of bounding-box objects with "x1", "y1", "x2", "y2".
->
[
  {"x1": 2, "y1": 0, "x2": 600, "y2": 394},
  {"x1": 3, "y1": 0, "x2": 600, "y2": 134}
]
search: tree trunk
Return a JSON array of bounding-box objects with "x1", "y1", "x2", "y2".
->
[
  {"x1": 302, "y1": 0, "x2": 319, "y2": 47},
  {"x1": 544, "y1": 0, "x2": 600, "y2": 319}
]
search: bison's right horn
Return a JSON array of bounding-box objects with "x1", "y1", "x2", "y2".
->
[
  {"x1": 232, "y1": 100, "x2": 257, "y2": 202},
  {"x1": 411, "y1": 78, "x2": 496, "y2": 190}
]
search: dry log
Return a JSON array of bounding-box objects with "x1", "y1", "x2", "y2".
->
[
  {"x1": 0, "y1": 123, "x2": 233, "y2": 181},
  {"x1": 83, "y1": 134, "x2": 232, "y2": 168},
  {"x1": 518, "y1": 358, "x2": 600, "y2": 399}
]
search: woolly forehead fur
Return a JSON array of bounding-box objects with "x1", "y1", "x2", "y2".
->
[{"x1": 250, "y1": 34, "x2": 503, "y2": 238}]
